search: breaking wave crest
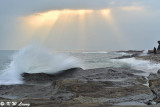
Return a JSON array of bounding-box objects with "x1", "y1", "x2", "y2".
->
[
  {"x1": 111, "y1": 57, "x2": 160, "y2": 73},
  {"x1": 0, "y1": 44, "x2": 80, "y2": 85}
]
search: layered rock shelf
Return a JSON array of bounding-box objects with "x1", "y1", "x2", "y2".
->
[{"x1": 0, "y1": 67, "x2": 160, "y2": 106}]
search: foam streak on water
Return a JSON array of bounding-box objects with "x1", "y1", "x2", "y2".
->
[
  {"x1": 111, "y1": 57, "x2": 160, "y2": 73},
  {"x1": 0, "y1": 44, "x2": 80, "y2": 85}
]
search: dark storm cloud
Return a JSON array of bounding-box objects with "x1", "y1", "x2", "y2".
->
[
  {"x1": 0, "y1": 0, "x2": 108, "y2": 16},
  {"x1": 1, "y1": 0, "x2": 155, "y2": 16}
]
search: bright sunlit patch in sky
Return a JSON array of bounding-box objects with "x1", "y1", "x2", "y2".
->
[
  {"x1": 20, "y1": 9, "x2": 94, "y2": 41},
  {"x1": 20, "y1": 8, "x2": 125, "y2": 48},
  {"x1": 21, "y1": 9, "x2": 94, "y2": 29},
  {"x1": 19, "y1": 7, "x2": 146, "y2": 49},
  {"x1": 99, "y1": 9, "x2": 112, "y2": 21},
  {"x1": 21, "y1": 11, "x2": 60, "y2": 30},
  {"x1": 20, "y1": 9, "x2": 109, "y2": 43}
]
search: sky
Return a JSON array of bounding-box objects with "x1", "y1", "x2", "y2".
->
[{"x1": 0, "y1": 0, "x2": 160, "y2": 51}]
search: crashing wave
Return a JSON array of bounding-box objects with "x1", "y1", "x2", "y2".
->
[{"x1": 0, "y1": 44, "x2": 81, "y2": 85}]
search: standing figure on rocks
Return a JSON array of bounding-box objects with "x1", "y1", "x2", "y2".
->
[
  {"x1": 154, "y1": 47, "x2": 157, "y2": 54},
  {"x1": 157, "y1": 41, "x2": 160, "y2": 52}
]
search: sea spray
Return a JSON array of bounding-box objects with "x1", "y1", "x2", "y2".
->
[
  {"x1": 0, "y1": 44, "x2": 81, "y2": 85},
  {"x1": 139, "y1": 50, "x2": 148, "y2": 56},
  {"x1": 115, "y1": 52, "x2": 132, "y2": 56},
  {"x1": 111, "y1": 57, "x2": 160, "y2": 73}
]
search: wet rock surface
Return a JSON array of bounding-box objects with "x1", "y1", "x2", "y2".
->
[
  {"x1": 149, "y1": 73, "x2": 160, "y2": 104},
  {"x1": 136, "y1": 54, "x2": 160, "y2": 63},
  {"x1": 0, "y1": 67, "x2": 156, "y2": 106},
  {"x1": 113, "y1": 50, "x2": 143, "y2": 59}
]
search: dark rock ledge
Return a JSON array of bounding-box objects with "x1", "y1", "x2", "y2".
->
[
  {"x1": 113, "y1": 50, "x2": 143, "y2": 59},
  {"x1": 0, "y1": 67, "x2": 160, "y2": 106}
]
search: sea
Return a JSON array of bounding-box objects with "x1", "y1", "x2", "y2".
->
[{"x1": 0, "y1": 44, "x2": 160, "y2": 85}]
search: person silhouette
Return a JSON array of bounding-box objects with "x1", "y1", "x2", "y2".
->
[{"x1": 157, "y1": 41, "x2": 160, "y2": 51}]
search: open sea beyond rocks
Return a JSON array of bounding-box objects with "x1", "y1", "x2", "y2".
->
[{"x1": 1, "y1": 46, "x2": 160, "y2": 107}]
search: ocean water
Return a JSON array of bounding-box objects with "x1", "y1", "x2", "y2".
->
[
  {"x1": 69, "y1": 52, "x2": 160, "y2": 73},
  {"x1": 0, "y1": 45, "x2": 160, "y2": 85}
]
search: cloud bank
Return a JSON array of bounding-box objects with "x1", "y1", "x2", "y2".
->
[{"x1": 0, "y1": 0, "x2": 160, "y2": 50}]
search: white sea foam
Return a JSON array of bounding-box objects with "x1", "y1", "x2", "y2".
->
[
  {"x1": 112, "y1": 58, "x2": 160, "y2": 73},
  {"x1": 82, "y1": 51, "x2": 108, "y2": 54},
  {"x1": 139, "y1": 50, "x2": 148, "y2": 56},
  {"x1": 116, "y1": 52, "x2": 132, "y2": 56},
  {"x1": 0, "y1": 44, "x2": 81, "y2": 85}
]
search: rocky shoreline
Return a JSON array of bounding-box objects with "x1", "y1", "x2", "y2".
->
[
  {"x1": 115, "y1": 50, "x2": 160, "y2": 63},
  {"x1": 136, "y1": 54, "x2": 160, "y2": 63},
  {"x1": 0, "y1": 67, "x2": 159, "y2": 107},
  {"x1": 1, "y1": 52, "x2": 160, "y2": 107}
]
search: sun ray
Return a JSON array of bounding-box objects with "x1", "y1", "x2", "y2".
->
[
  {"x1": 19, "y1": 8, "x2": 129, "y2": 48},
  {"x1": 20, "y1": 9, "x2": 93, "y2": 40},
  {"x1": 99, "y1": 9, "x2": 130, "y2": 46},
  {"x1": 99, "y1": 9, "x2": 112, "y2": 21},
  {"x1": 100, "y1": 9, "x2": 123, "y2": 37}
]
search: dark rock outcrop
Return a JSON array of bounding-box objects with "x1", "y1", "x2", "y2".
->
[
  {"x1": 113, "y1": 53, "x2": 140, "y2": 59},
  {"x1": 157, "y1": 41, "x2": 160, "y2": 51},
  {"x1": 0, "y1": 67, "x2": 155, "y2": 106},
  {"x1": 135, "y1": 53, "x2": 160, "y2": 63},
  {"x1": 22, "y1": 68, "x2": 82, "y2": 84},
  {"x1": 157, "y1": 69, "x2": 160, "y2": 74},
  {"x1": 148, "y1": 72, "x2": 160, "y2": 104}
]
